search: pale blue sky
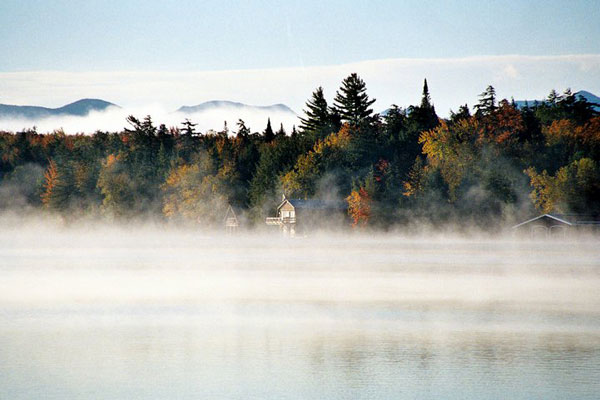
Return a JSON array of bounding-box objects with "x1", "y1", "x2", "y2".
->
[
  {"x1": 1, "y1": 0, "x2": 599, "y2": 71},
  {"x1": 1, "y1": 0, "x2": 600, "y2": 122}
]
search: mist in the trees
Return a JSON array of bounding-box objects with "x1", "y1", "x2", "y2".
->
[{"x1": 1, "y1": 76, "x2": 599, "y2": 229}]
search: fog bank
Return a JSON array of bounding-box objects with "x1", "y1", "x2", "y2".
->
[
  {"x1": 1, "y1": 220, "x2": 599, "y2": 326},
  {"x1": 0, "y1": 105, "x2": 300, "y2": 135}
]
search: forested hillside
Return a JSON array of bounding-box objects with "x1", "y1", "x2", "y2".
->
[{"x1": 1, "y1": 74, "x2": 598, "y2": 229}]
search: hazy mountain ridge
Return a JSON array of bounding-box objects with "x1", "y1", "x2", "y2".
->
[
  {"x1": 1, "y1": 91, "x2": 596, "y2": 128},
  {"x1": 176, "y1": 101, "x2": 296, "y2": 115},
  {"x1": 0, "y1": 98, "x2": 300, "y2": 134},
  {"x1": 514, "y1": 90, "x2": 600, "y2": 111},
  {"x1": 0, "y1": 99, "x2": 119, "y2": 119},
  {"x1": 0, "y1": 98, "x2": 297, "y2": 122}
]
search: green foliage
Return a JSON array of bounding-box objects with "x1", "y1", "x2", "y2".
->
[
  {"x1": 248, "y1": 135, "x2": 305, "y2": 219},
  {"x1": 474, "y1": 85, "x2": 497, "y2": 117},
  {"x1": 533, "y1": 88, "x2": 598, "y2": 126},
  {"x1": 299, "y1": 86, "x2": 335, "y2": 137},
  {"x1": 0, "y1": 163, "x2": 45, "y2": 208},
  {"x1": 0, "y1": 80, "x2": 598, "y2": 229},
  {"x1": 235, "y1": 119, "x2": 250, "y2": 139},
  {"x1": 450, "y1": 104, "x2": 471, "y2": 124},
  {"x1": 333, "y1": 73, "x2": 376, "y2": 126},
  {"x1": 263, "y1": 118, "x2": 275, "y2": 142}
]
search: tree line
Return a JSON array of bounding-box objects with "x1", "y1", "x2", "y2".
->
[{"x1": 1, "y1": 73, "x2": 599, "y2": 229}]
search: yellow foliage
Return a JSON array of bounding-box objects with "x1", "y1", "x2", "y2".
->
[
  {"x1": 525, "y1": 158, "x2": 599, "y2": 213},
  {"x1": 281, "y1": 124, "x2": 352, "y2": 197},
  {"x1": 161, "y1": 162, "x2": 232, "y2": 225},
  {"x1": 41, "y1": 160, "x2": 59, "y2": 208},
  {"x1": 96, "y1": 153, "x2": 135, "y2": 216},
  {"x1": 419, "y1": 119, "x2": 479, "y2": 200}
]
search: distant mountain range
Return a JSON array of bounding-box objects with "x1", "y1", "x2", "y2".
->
[
  {"x1": 514, "y1": 90, "x2": 600, "y2": 111},
  {"x1": 1, "y1": 91, "x2": 596, "y2": 122},
  {"x1": 176, "y1": 101, "x2": 296, "y2": 115},
  {"x1": 0, "y1": 98, "x2": 297, "y2": 120},
  {"x1": 0, "y1": 99, "x2": 119, "y2": 119}
]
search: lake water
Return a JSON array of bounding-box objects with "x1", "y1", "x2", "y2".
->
[{"x1": 1, "y1": 226, "x2": 599, "y2": 399}]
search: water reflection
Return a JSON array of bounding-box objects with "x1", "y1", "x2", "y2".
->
[
  {"x1": 0, "y1": 231, "x2": 599, "y2": 399},
  {"x1": 2, "y1": 317, "x2": 598, "y2": 399}
]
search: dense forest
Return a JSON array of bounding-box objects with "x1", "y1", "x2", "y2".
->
[{"x1": 1, "y1": 74, "x2": 599, "y2": 230}]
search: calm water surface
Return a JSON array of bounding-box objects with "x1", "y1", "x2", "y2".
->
[{"x1": 1, "y1": 228, "x2": 599, "y2": 399}]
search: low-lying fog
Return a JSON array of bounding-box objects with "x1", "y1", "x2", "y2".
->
[
  {"x1": 2, "y1": 221, "x2": 599, "y2": 324},
  {"x1": 1, "y1": 221, "x2": 599, "y2": 399},
  {"x1": 0, "y1": 105, "x2": 299, "y2": 134}
]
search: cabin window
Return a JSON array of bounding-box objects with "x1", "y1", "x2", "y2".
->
[{"x1": 282, "y1": 210, "x2": 294, "y2": 218}]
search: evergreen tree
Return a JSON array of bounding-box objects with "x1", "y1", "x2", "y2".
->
[
  {"x1": 450, "y1": 104, "x2": 471, "y2": 124},
  {"x1": 475, "y1": 85, "x2": 497, "y2": 116},
  {"x1": 547, "y1": 89, "x2": 560, "y2": 104},
  {"x1": 236, "y1": 119, "x2": 250, "y2": 139},
  {"x1": 333, "y1": 73, "x2": 376, "y2": 126},
  {"x1": 181, "y1": 119, "x2": 197, "y2": 136},
  {"x1": 421, "y1": 79, "x2": 433, "y2": 109},
  {"x1": 263, "y1": 118, "x2": 275, "y2": 142},
  {"x1": 329, "y1": 107, "x2": 342, "y2": 133},
  {"x1": 299, "y1": 86, "x2": 332, "y2": 133},
  {"x1": 407, "y1": 79, "x2": 439, "y2": 131},
  {"x1": 382, "y1": 105, "x2": 406, "y2": 141},
  {"x1": 276, "y1": 123, "x2": 286, "y2": 137},
  {"x1": 219, "y1": 121, "x2": 229, "y2": 138}
]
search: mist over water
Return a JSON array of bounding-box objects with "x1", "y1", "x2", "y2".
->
[{"x1": 1, "y1": 222, "x2": 599, "y2": 399}]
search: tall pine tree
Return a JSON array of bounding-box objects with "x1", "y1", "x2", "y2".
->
[
  {"x1": 263, "y1": 118, "x2": 275, "y2": 142},
  {"x1": 276, "y1": 123, "x2": 286, "y2": 137},
  {"x1": 475, "y1": 85, "x2": 497, "y2": 116},
  {"x1": 299, "y1": 86, "x2": 332, "y2": 134},
  {"x1": 236, "y1": 119, "x2": 250, "y2": 139},
  {"x1": 333, "y1": 73, "x2": 376, "y2": 126},
  {"x1": 421, "y1": 78, "x2": 433, "y2": 109},
  {"x1": 407, "y1": 79, "x2": 439, "y2": 131},
  {"x1": 181, "y1": 118, "x2": 197, "y2": 136}
]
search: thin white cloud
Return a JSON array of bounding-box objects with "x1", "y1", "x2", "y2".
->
[{"x1": 1, "y1": 54, "x2": 599, "y2": 133}]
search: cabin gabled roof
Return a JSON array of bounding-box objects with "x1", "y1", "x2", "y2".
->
[
  {"x1": 512, "y1": 213, "x2": 572, "y2": 229},
  {"x1": 223, "y1": 204, "x2": 239, "y2": 224},
  {"x1": 512, "y1": 213, "x2": 600, "y2": 229}
]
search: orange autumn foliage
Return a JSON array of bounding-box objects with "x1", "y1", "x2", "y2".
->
[
  {"x1": 481, "y1": 99, "x2": 525, "y2": 145},
  {"x1": 544, "y1": 117, "x2": 600, "y2": 147},
  {"x1": 346, "y1": 187, "x2": 371, "y2": 227}
]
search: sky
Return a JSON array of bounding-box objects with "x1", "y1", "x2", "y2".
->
[{"x1": 0, "y1": 0, "x2": 599, "y2": 127}]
